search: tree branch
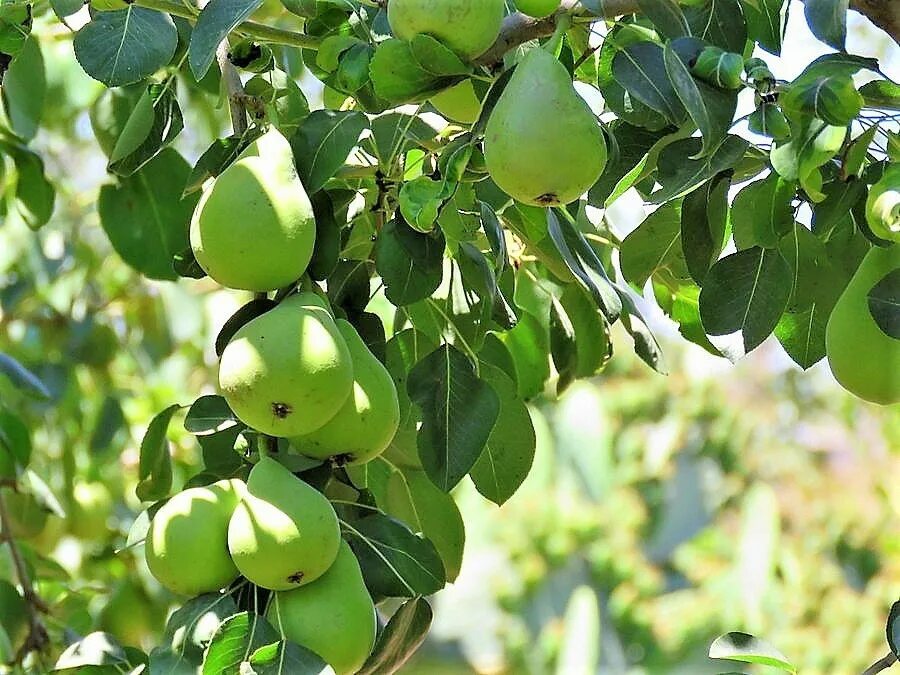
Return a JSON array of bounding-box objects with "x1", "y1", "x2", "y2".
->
[
  {"x1": 862, "y1": 652, "x2": 898, "y2": 675},
  {"x1": 848, "y1": 0, "x2": 900, "y2": 44}
]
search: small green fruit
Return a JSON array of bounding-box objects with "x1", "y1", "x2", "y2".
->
[
  {"x1": 485, "y1": 48, "x2": 607, "y2": 206},
  {"x1": 190, "y1": 128, "x2": 316, "y2": 291},
  {"x1": 387, "y1": 0, "x2": 505, "y2": 59},
  {"x1": 69, "y1": 481, "x2": 114, "y2": 540},
  {"x1": 218, "y1": 293, "x2": 354, "y2": 437},
  {"x1": 144, "y1": 479, "x2": 245, "y2": 596},
  {"x1": 267, "y1": 542, "x2": 376, "y2": 675},
  {"x1": 227, "y1": 457, "x2": 340, "y2": 590},
  {"x1": 292, "y1": 320, "x2": 400, "y2": 465},
  {"x1": 866, "y1": 165, "x2": 900, "y2": 242},
  {"x1": 430, "y1": 80, "x2": 482, "y2": 124},
  {"x1": 825, "y1": 246, "x2": 900, "y2": 405},
  {"x1": 515, "y1": 0, "x2": 559, "y2": 18}
]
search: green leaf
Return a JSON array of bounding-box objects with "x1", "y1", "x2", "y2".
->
[
  {"x1": 358, "y1": 598, "x2": 432, "y2": 675},
  {"x1": 98, "y1": 148, "x2": 199, "y2": 281},
  {"x1": 369, "y1": 39, "x2": 447, "y2": 104},
  {"x1": 368, "y1": 112, "x2": 440, "y2": 166},
  {"x1": 612, "y1": 42, "x2": 687, "y2": 125},
  {"x1": 499, "y1": 311, "x2": 550, "y2": 399},
  {"x1": 290, "y1": 109, "x2": 368, "y2": 193},
  {"x1": 408, "y1": 34, "x2": 470, "y2": 76},
  {"x1": 682, "y1": 175, "x2": 730, "y2": 283},
  {"x1": 0, "y1": 0, "x2": 32, "y2": 60},
  {"x1": 189, "y1": 0, "x2": 264, "y2": 79},
  {"x1": 699, "y1": 247, "x2": 794, "y2": 352},
  {"x1": 74, "y1": 7, "x2": 178, "y2": 87},
  {"x1": 887, "y1": 600, "x2": 900, "y2": 658},
  {"x1": 732, "y1": 173, "x2": 796, "y2": 249},
  {"x1": 771, "y1": 119, "x2": 846, "y2": 201},
  {"x1": 1, "y1": 35, "x2": 44, "y2": 141},
  {"x1": 343, "y1": 513, "x2": 446, "y2": 597},
  {"x1": 0, "y1": 352, "x2": 50, "y2": 399},
  {"x1": 201, "y1": 612, "x2": 279, "y2": 675},
  {"x1": 53, "y1": 632, "x2": 131, "y2": 670},
  {"x1": 214, "y1": 298, "x2": 278, "y2": 357},
  {"x1": 149, "y1": 594, "x2": 239, "y2": 673},
  {"x1": 859, "y1": 80, "x2": 900, "y2": 111},
  {"x1": 184, "y1": 395, "x2": 239, "y2": 435},
  {"x1": 637, "y1": 0, "x2": 691, "y2": 39},
  {"x1": 664, "y1": 42, "x2": 737, "y2": 157},
  {"x1": 108, "y1": 80, "x2": 184, "y2": 177},
  {"x1": 0, "y1": 409, "x2": 31, "y2": 470},
  {"x1": 0, "y1": 140, "x2": 55, "y2": 229},
  {"x1": 375, "y1": 219, "x2": 445, "y2": 306},
  {"x1": 803, "y1": 0, "x2": 848, "y2": 50},
  {"x1": 183, "y1": 135, "x2": 247, "y2": 197},
  {"x1": 247, "y1": 640, "x2": 329, "y2": 674},
  {"x1": 740, "y1": 0, "x2": 786, "y2": 54},
  {"x1": 709, "y1": 632, "x2": 797, "y2": 672},
  {"x1": 620, "y1": 200, "x2": 687, "y2": 287},
  {"x1": 651, "y1": 135, "x2": 749, "y2": 203},
  {"x1": 684, "y1": 0, "x2": 748, "y2": 52},
  {"x1": 135, "y1": 404, "x2": 180, "y2": 501},
  {"x1": 399, "y1": 176, "x2": 452, "y2": 232},
  {"x1": 407, "y1": 344, "x2": 500, "y2": 491},
  {"x1": 469, "y1": 362, "x2": 536, "y2": 506},
  {"x1": 781, "y1": 74, "x2": 862, "y2": 126},
  {"x1": 868, "y1": 268, "x2": 900, "y2": 339}
]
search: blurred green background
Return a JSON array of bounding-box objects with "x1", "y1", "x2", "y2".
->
[{"x1": 1, "y1": 3, "x2": 899, "y2": 674}]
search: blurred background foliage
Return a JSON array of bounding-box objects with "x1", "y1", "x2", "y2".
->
[{"x1": 1, "y1": 5, "x2": 899, "y2": 675}]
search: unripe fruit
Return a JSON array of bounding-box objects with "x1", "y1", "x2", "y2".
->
[
  {"x1": 69, "y1": 481, "x2": 114, "y2": 540},
  {"x1": 866, "y1": 164, "x2": 900, "y2": 242},
  {"x1": 430, "y1": 80, "x2": 482, "y2": 125},
  {"x1": 515, "y1": 0, "x2": 559, "y2": 18},
  {"x1": 144, "y1": 479, "x2": 245, "y2": 596},
  {"x1": 825, "y1": 246, "x2": 900, "y2": 405},
  {"x1": 387, "y1": 0, "x2": 505, "y2": 59},
  {"x1": 190, "y1": 128, "x2": 316, "y2": 291},
  {"x1": 218, "y1": 293, "x2": 354, "y2": 437},
  {"x1": 267, "y1": 541, "x2": 376, "y2": 675}
]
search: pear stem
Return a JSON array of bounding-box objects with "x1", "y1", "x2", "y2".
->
[{"x1": 195, "y1": 0, "x2": 249, "y2": 136}]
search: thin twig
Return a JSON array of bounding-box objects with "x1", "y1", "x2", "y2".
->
[
  {"x1": 862, "y1": 652, "x2": 898, "y2": 675},
  {"x1": 0, "y1": 491, "x2": 49, "y2": 663}
]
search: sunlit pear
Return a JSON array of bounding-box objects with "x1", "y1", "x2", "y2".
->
[
  {"x1": 292, "y1": 320, "x2": 400, "y2": 465},
  {"x1": 227, "y1": 457, "x2": 340, "y2": 590},
  {"x1": 387, "y1": 0, "x2": 505, "y2": 59},
  {"x1": 144, "y1": 479, "x2": 245, "y2": 596},
  {"x1": 485, "y1": 48, "x2": 607, "y2": 207},
  {"x1": 826, "y1": 245, "x2": 900, "y2": 405},
  {"x1": 190, "y1": 127, "x2": 316, "y2": 291},
  {"x1": 69, "y1": 481, "x2": 114, "y2": 540},
  {"x1": 267, "y1": 541, "x2": 376, "y2": 675},
  {"x1": 218, "y1": 293, "x2": 354, "y2": 437},
  {"x1": 515, "y1": 0, "x2": 559, "y2": 18},
  {"x1": 866, "y1": 165, "x2": 899, "y2": 242},
  {"x1": 430, "y1": 80, "x2": 482, "y2": 124}
]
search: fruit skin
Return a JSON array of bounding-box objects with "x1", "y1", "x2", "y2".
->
[
  {"x1": 825, "y1": 245, "x2": 900, "y2": 405},
  {"x1": 515, "y1": 0, "x2": 559, "y2": 18},
  {"x1": 430, "y1": 80, "x2": 482, "y2": 124},
  {"x1": 219, "y1": 293, "x2": 354, "y2": 437},
  {"x1": 292, "y1": 320, "x2": 400, "y2": 465},
  {"x1": 267, "y1": 541, "x2": 376, "y2": 675},
  {"x1": 866, "y1": 164, "x2": 900, "y2": 242},
  {"x1": 387, "y1": 0, "x2": 505, "y2": 59},
  {"x1": 485, "y1": 48, "x2": 607, "y2": 207},
  {"x1": 144, "y1": 479, "x2": 245, "y2": 596},
  {"x1": 69, "y1": 481, "x2": 114, "y2": 540},
  {"x1": 227, "y1": 457, "x2": 340, "y2": 591},
  {"x1": 190, "y1": 128, "x2": 316, "y2": 291}
]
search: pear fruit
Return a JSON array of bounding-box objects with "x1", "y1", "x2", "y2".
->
[
  {"x1": 515, "y1": 0, "x2": 559, "y2": 18},
  {"x1": 485, "y1": 48, "x2": 607, "y2": 206},
  {"x1": 866, "y1": 165, "x2": 899, "y2": 242},
  {"x1": 826, "y1": 245, "x2": 900, "y2": 405},
  {"x1": 387, "y1": 0, "x2": 505, "y2": 59},
  {"x1": 267, "y1": 541, "x2": 376, "y2": 675},
  {"x1": 190, "y1": 128, "x2": 316, "y2": 291},
  {"x1": 430, "y1": 80, "x2": 482, "y2": 124},
  {"x1": 227, "y1": 457, "x2": 340, "y2": 590},
  {"x1": 69, "y1": 481, "x2": 114, "y2": 540},
  {"x1": 144, "y1": 479, "x2": 245, "y2": 596},
  {"x1": 218, "y1": 293, "x2": 354, "y2": 437},
  {"x1": 291, "y1": 320, "x2": 400, "y2": 465}
]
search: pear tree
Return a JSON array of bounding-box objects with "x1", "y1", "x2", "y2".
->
[{"x1": 0, "y1": 0, "x2": 898, "y2": 672}]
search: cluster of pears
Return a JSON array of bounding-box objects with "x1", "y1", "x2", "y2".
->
[
  {"x1": 387, "y1": 1, "x2": 606, "y2": 207},
  {"x1": 144, "y1": 459, "x2": 377, "y2": 674},
  {"x1": 825, "y1": 245, "x2": 900, "y2": 405}
]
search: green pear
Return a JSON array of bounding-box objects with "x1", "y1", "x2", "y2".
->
[
  {"x1": 144, "y1": 479, "x2": 245, "y2": 596},
  {"x1": 291, "y1": 320, "x2": 400, "y2": 465},
  {"x1": 227, "y1": 457, "x2": 340, "y2": 590},
  {"x1": 190, "y1": 128, "x2": 316, "y2": 291},
  {"x1": 69, "y1": 481, "x2": 114, "y2": 540},
  {"x1": 484, "y1": 48, "x2": 607, "y2": 206},
  {"x1": 866, "y1": 164, "x2": 899, "y2": 242},
  {"x1": 218, "y1": 292, "x2": 354, "y2": 437},
  {"x1": 267, "y1": 541, "x2": 376, "y2": 675},
  {"x1": 516, "y1": 0, "x2": 559, "y2": 18},
  {"x1": 387, "y1": 0, "x2": 505, "y2": 59},
  {"x1": 430, "y1": 80, "x2": 482, "y2": 124},
  {"x1": 826, "y1": 245, "x2": 900, "y2": 405}
]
